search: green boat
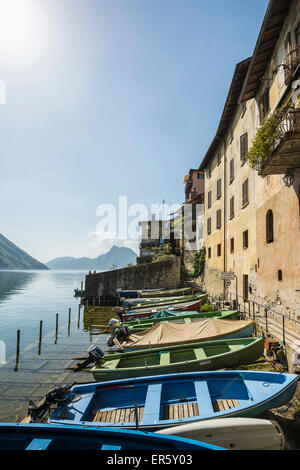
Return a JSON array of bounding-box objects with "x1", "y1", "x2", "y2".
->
[
  {"x1": 122, "y1": 310, "x2": 240, "y2": 333},
  {"x1": 130, "y1": 294, "x2": 208, "y2": 310},
  {"x1": 91, "y1": 337, "x2": 264, "y2": 382}
]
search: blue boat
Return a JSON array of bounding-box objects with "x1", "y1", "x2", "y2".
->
[
  {"x1": 48, "y1": 371, "x2": 298, "y2": 431},
  {"x1": 74, "y1": 289, "x2": 85, "y2": 297},
  {"x1": 0, "y1": 423, "x2": 223, "y2": 450}
]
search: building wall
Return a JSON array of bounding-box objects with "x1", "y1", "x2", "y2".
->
[
  {"x1": 203, "y1": 0, "x2": 300, "y2": 316},
  {"x1": 85, "y1": 256, "x2": 181, "y2": 301}
]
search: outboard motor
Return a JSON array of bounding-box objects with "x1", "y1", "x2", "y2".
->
[
  {"x1": 74, "y1": 346, "x2": 105, "y2": 372},
  {"x1": 28, "y1": 385, "x2": 70, "y2": 422},
  {"x1": 107, "y1": 325, "x2": 130, "y2": 347}
]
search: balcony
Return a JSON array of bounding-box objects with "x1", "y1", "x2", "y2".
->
[
  {"x1": 283, "y1": 49, "x2": 300, "y2": 85},
  {"x1": 255, "y1": 107, "x2": 300, "y2": 177}
]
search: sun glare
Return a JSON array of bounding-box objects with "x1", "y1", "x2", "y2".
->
[{"x1": 0, "y1": 0, "x2": 48, "y2": 67}]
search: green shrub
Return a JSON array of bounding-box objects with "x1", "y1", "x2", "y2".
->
[
  {"x1": 200, "y1": 304, "x2": 215, "y2": 312},
  {"x1": 193, "y1": 247, "x2": 206, "y2": 277}
]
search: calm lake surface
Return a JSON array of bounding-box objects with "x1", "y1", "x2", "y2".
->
[{"x1": 0, "y1": 269, "x2": 107, "y2": 422}]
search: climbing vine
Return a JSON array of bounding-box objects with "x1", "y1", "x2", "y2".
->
[{"x1": 193, "y1": 247, "x2": 206, "y2": 277}]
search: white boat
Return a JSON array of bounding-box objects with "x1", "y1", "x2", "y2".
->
[{"x1": 156, "y1": 418, "x2": 285, "y2": 450}]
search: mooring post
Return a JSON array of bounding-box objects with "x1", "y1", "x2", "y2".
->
[
  {"x1": 81, "y1": 281, "x2": 83, "y2": 300},
  {"x1": 55, "y1": 313, "x2": 59, "y2": 344},
  {"x1": 68, "y1": 308, "x2": 71, "y2": 336},
  {"x1": 14, "y1": 330, "x2": 20, "y2": 371},
  {"x1": 77, "y1": 303, "x2": 81, "y2": 329},
  {"x1": 38, "y1": 320, "x2": 43, "y2": 355}
]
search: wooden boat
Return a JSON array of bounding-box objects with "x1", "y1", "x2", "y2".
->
[
  {"x1": 157, "y1": 417, "x2": 285, "y2": 450},
  {"x1": 123, "y1": 294, "x2": 207, "y2": 311},
  {"x1": 141, "y1": 287, "x2": 193, "y2": 298},
  {"x1": 118, "y1": 318, "x2": 255, "y2": 350},
  {"x1": 121, "y1": 310, "x2": 239, "y2": 333},
  {"x1": 91, "y1": 337, "x2": 264, "y2": 382},
  {"x1": 48, "y1": 370, "x2": 298, "y2": 431},
  {"x1": 121, "y1": 297, "x2": 205, "y2": 322},
  {"x1": 0, "y1": 423, "x2": 223, "y2": 450}
]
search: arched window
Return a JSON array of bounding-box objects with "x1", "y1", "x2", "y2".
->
[{"x1": 266, "y1": 210, "x2": 274, "y2": 244}]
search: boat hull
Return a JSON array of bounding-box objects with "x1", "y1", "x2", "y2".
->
[
  {"x1": 92, "y1": 337, "x2": 264, "y2": 382},
  {"x1": 49, "y1": 370, "x2": 298, "y2": 432}
]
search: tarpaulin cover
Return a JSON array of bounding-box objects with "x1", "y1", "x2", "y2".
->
[{"x1": 121, "y1": 318, "x2": 254, "y2": 349}]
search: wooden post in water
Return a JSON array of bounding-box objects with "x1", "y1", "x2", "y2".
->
[
  {"x1": 55, "y1": 313, "x2": 59, "y2": 344},
  {"x1": 38, "y1": 320, "x2": 43, "y2": 355},
  {"x1": 14, "y1": 329, "x2": 20, "y2": 371},
  {"x1": 81, "y1": 281, "x2": 83, "y2": 301},
  {"x1": 77, "y1": 303, "x2": 81, "y2": 329},
  {"x1": 68, "y1": 308, "x2": 71, "y2": 336}
]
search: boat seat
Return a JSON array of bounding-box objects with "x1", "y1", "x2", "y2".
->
[
  {"x1": 212, "y1": 399, "x2": 240, "y2": 412},
  {"x1": 93, "y1": 407, "x2": 144, "y2": 423},
  {"x1": 159, "y1": 351, "x2": 170, "y2": 366},
  {"x1": 229, "y1": 344, "x2": 243, "y2": 352},
  {"x1": 25, "y1": 438, "x2": 52, "y2": 450},
  {"x1": 163, "y1": 402, "x2": 199, "y2": 420},
  {"x1": 184, "y1": 318, "x2": 191, "y2": 323},
  {"x1": 105, "y1": 359, "x2": 121, "y2": 369},
  {"x1": 194, "y1": 349, "x2": 207, "y2": 360},
  {"x1": 194, "y1": 381, "x2": 214, "y2": 415},
  {"x1": 101, "y1": 443, "x2": 122, "y2": 450},
  {"x1": 142, "y1": 383, "x2": 162, "y2": 425}
]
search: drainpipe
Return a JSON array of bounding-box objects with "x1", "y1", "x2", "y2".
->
[{"x1": 223, "y1": 140, "x2": 227, "y2": 298}]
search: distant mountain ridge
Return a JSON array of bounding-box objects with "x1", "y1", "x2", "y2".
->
[
  {"x1": 46, "y1": 245, "x2": 137, "y2": 270},
  {"x1": 0, "y1": 233, "x2": 48, "y2": 270}
]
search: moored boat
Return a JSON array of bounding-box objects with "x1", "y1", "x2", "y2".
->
[
  {"x1": 120, "y1": 297, "x2": 205, "y2": 322},
  {"x1": 122, "y1": 294, "x2": 207, "y2": 311},
  {"x1": 117, "y1": 318, "x2": 255, "y2": 350},
  {"x1": 47, "y1": 370, "x2": 298, "y2": 431},
  {"x1": 157, "y1": 417, "x2": 285, "y2": 450},
  {"x1": 91, "y1": 337, "x2": 264, "y2": 382},
  {"x1": 0, "y1": 422, "x2": 223, "y2": 450},
  {"x1": 121, "y1": 310, "x2": 239, "y2": 333}
]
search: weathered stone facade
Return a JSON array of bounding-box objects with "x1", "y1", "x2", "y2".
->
[{"x1": 85, "y1": 256, "x2": 181, "y2": 302}]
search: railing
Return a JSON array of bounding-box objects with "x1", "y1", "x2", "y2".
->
[
  {"x1": 207, "y1": 291, "x2": 300, "y2": 346},
  {"x1": 283, "y1": 48, "x2": 300, "y2": 85}
]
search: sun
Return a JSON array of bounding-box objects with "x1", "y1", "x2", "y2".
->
[{"x1": 0, "y1": 0, "x2": 48, "y2": 67}]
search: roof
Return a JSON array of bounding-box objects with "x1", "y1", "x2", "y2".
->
[
  {"x1": 199, "y1": 57, "x2": 251, "y2": 170},
  {"x1": 239, "y1": 0, "x2": 292, "y2": 103}
]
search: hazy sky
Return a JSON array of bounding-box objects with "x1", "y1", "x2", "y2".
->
[{"x1": 0, "y1": 0, "x2": 269, "y2": 262}]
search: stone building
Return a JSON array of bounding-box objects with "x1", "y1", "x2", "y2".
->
[{"x1": 200, "y1": 0, "x2": 300, "y2": 321}]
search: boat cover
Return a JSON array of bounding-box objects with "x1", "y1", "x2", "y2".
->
[
  {"x1": 121, "y1": 318, "x2": 254, "y2": 349},
  {"x1": 149, "y1": 310, "x2": 177, "y2": 319}
]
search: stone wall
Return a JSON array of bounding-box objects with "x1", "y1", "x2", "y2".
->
[{"x1": 85, "y1": 256, "x2": 181, "y2": 302}]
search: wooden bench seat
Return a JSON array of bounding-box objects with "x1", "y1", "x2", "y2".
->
[{"x1": 93, "y1": 406, "x2": 144, "y2": 423}]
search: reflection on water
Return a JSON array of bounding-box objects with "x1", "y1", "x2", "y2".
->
[{"x1": 0, "y1": 269, "x2": 112, "y2": 422}]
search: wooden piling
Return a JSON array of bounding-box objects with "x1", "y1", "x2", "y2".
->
[
  {"x1": 38, "y1": 320, "x2": 43, "y2": 355},
  {"x1": 68, "y1": 308, "x2": 71, "y2": 336},
  {"x1": 55, "y1": 313, "x2": 59, "y2": 344},
  {"x1": 77, "y1": 303, "x2": 81, "y2": 329},
  {"x1": 14, "y1": 330, "x2": 20, "y2": 371}
]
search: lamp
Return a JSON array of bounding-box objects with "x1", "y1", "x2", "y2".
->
[{"x1": 283, "y1": 168, "x2": 295, "y2": 187}]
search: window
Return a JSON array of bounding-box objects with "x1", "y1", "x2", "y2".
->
[
  {"x1": 243, "y1": 230, "x2": 249, "y2": 249},
  {"x1": 266, "y1": 209, "x2": 274, "y2": 243},
  {"x1": 216, "y1": 209, "x2": 221, "y2": 229},
  {"x1": 278, "y1": 270, "x2": 283, "y2": 281},
  {"x1": 229, "y1": 129, "x2": 234, "y2": 143},
  {"x1": 241, "y1": 102, "x2": 247, "y2": 117},
  {"x1": 207, "y1": 217, "x2": 211, "y2": 235},
  {"x1": 242, "y1": 178, "x2": 249, "y2": 207},
  {"x1": 208, "y1": 167, "x2": 211, "y2": 179},
  {"x1": 217, "y1": 151, "x2": 222, "y2": 166},
  {"x1": 240, "y1": 133, "x2": 248, "y2": 164},
  {"x1": 243, "y1": 275, "x2": 249, "y2": 301},
  {"x1": 296, "y1": 24, "x2": 300, "y2": 51},
  {"x1": 259, "y1": 88, "x2": 270, "y2": 124},
  {"x1": 217, "y1": 244, "x2": 221, "y2": 257},
  {"x1": 229, "y1": 159, "x2": 234, "y2": 183},
  {"x1": 197, "y1": 172, "x2": 204, "y2": 179},
  {"x1": 285, "y1": 32, "x2": 292, "y2": 65},
  {"x1": 230, "y1": 237, "x2": 234, "y2": 253},
  {"x1": 208, "y1": 190, "x2": 212, "y2": 209},
  {"x1": 229, "y1": 196, "x2": 234, "y2": 219},
  {"x1": 208, "y1": 247, "x2": 211, "y2": 258},
  {"x1": 217, "y1": 179, "x2": 222, "y2": 199}
]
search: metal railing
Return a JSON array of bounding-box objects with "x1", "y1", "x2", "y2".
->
[{"x1": 207, "y1": 291, "x2": 300, "y2": 346}]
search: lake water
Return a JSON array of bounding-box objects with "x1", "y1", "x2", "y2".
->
[{"x1": 0, "y1": 269, "x2": 108, "y2": 422}]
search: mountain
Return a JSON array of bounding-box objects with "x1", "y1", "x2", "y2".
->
[
  {"x1": 46, "y1": 245, "x2": 137, "y2": 270},
  {"x1": 0, "y1": 233, "x2": 49, "y2": 270}
]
